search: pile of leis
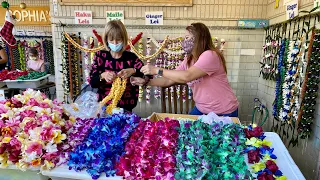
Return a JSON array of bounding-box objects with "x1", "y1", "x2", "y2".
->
[
  {"x1": 0, "y1": 70, "x2": 28, "y2": 81},
  {"x1": 0, "y1": 89, "x2": 74, "y2": 171},
  {"x1": 17, "y1": 72, "x2": 47, "y2": 80},
  {"x1": 116, "y1": 118, "x2": 179, "y2": 179},
  {"x1": 175, "y1": 120, "x2": 252, "y2": 180},
  {"x1": 298, "y1": 30, "x2": 320, "y2": 139},
  {"x1": 244, "y1": 124, "x2": 287, "y2": 180},
  {"x1": 68, "y1": 113, "x2": 140, "y2": 179},
  {"x1": 58, "y1": 118, "x2": 95, "y2": 165}
]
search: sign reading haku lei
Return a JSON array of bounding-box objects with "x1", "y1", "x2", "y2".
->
[
  {"x1": 74, "y1": 11, "x2": 92, "y2": 24},
  {"x1": 0, "y1": 6, "x2": 50, "y2": 26}
]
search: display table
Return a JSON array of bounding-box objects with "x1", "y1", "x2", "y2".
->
[
  {"x1": 0, "y1": 165, "x2": 48, "y2": 180},
  {"x1": 42, "y1": 132, "x2": 305, "y2": 180}
]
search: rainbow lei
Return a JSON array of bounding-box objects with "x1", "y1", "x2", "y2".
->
[{"x1": 244, "y1": 124, "x2": 287, "y2": 180}]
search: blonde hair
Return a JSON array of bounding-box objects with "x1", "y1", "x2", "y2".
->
[{"x1": 103, "y1": 20, "x2": 128, "y2": 52}]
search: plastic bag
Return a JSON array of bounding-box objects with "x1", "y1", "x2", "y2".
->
[
  {"x1": 63, "y1": 91, "x2": 101, "y2": 118},
  {"x1": 199, "y1": 112, "x2": 233, "y2": 125}
]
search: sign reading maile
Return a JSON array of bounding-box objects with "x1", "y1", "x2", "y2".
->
[
  {"x1": 106, "y1": 11, "x2": 124, "y2": 23},
  {"x1": 74, "y1": 11, "x2": 92, "y2": 24},
  {"x1": 0, "y1": 6, "x2": 50, "y2": 26},
  {"x1": 286, "y1": 0, "x2": 299, "y2": 20}
]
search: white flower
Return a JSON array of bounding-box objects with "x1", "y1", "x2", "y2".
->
[
  {"x1": 28, "y1": 127, "x2": 42, "y2": 141},
  {"x1": 45, "y1": 143, "x2": 58, "y2": 153},
  {"x1": 23, "y1": 152, "x2": 38, "y2": 163}
]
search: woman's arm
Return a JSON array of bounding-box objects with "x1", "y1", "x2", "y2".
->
[
  {"x1": 148, "y1": 77, "x2": 176, "y2": 88},
  {"x1": 0, "y1": 49, "x2": 8, "y2": 65},
  {"x1": 141, "y1": 65, "x2": 207, "y2": 84}
]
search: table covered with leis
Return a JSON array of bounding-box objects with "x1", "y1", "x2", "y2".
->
[{"x1": 0, "y1": 89, "x2": 304, "y2": 180}]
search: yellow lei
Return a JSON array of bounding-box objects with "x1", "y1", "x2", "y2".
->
[{"x1": 100, "y1": 77, "x2": 127, "y2": 114}]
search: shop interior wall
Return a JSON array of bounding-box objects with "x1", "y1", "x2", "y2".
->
[
  {"x1": 51, "y1": 0, "x2": 267, "y2": 123},
  {"x1": 257, "y1": 1, "x2": 320, "y2": 180}
]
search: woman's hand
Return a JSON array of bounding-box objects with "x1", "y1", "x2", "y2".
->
[
  {"x1": 141, "y1": 65, "x2": 159, "y2": 75},
  {"x1": 118, "y1": 68, "x2": 135, "y2": 79},
  {"x1": 130, "y1": 77, "x2": 146, "y2": 86},
  {"x1": 101, "y1": 71, "x2": 116, "y2": 83}
]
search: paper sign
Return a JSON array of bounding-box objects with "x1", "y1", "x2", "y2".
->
[
  {"x1": 286, "y1": 0, "x2": 298, "y2": 20},
  {"x1": 145, "y1": 11, "x2": 163, "y2": 25},
  {"x1": 26, "y1": 30, "x2": 35, "y2": 36},
  {"x1": 53, "y1": 0, "x2": 58, "y2": 16},
  {"x1": 35, "y1": 30, "x2": 45, "y2": 36},
  {"x1": 106, "y1": 10, "x2": 124, "y2": 23},
  {"x1": 315, "y1": 0, "x2": 320, "y2": 12},
  {"x1": 0, "y1": 90, "x2": 5, "y2": 101},
  {"x1": 15, "y1": 30, "x2": 26, "y2": 36},
  {"x1": 75, "y1": 11, "x2": 92, "y2": 24}
]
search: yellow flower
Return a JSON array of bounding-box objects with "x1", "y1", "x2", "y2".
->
[
  {"x1": 52, "y1": 130, "x2": 66, "y2": 144},
  {"x1": 70, "y1": 116, "x2": 76, "y2": 123},
  {"x1": 2, "y1": 137, "x2": 11, "y2": 143},
  {"x1": 263, "y1": 154, "x2": 272, "y2": 161},
  {"x1": 261, "y1": 139, "x2": 272, "y2": 147},
  {"x1": 275, "y1": 176, "x2": 287, "y2": 180},
  {"x1": 246, "y1": 137, "x2": 262, "y2": 148},
  {"x1": 16, "y1": 160, "x2": 29, "y2": 171},
  {"x1": 0, "y1": 152, "x2": 8, "y2": 168},
  {"x1": 251, "y1": 162, "x2": 266, "y2": 173},
  {"x1": 41, "y1": 160, "x2": 55, "y2": 171},
  {"x1": 31, "y1": 158, "x2": 41, "y2": 167},
  {"x1": 252, "y1": 124, "x2": 257, "y2": 128}
]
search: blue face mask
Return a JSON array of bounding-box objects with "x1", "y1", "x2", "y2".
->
[{"x1": 108, "y1": 42, "x2": 123, "y2": 52}]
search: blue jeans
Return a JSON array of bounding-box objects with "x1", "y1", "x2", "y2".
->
[{"x1": 189, "y1": 106, "x2": 238, "y2": 117}]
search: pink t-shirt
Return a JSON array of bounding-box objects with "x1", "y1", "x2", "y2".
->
[
  {"x1": 176, "y1": 50, "x2": 239, "y2": 114},
  {"x1": 27, "y1": 59, "x2": 45, "y2": 72}
]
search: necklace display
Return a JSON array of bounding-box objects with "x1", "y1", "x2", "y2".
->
[
  {"x1": 83, "y1": 34, "x2": 90, "y2": 84},
  {"x1": 137, "y1": 37, "x2": 144, "y2": 102},
  {"x1": 100, "y1": 77, "x2": 127, "y2": 114},
  {"x1": 61, "y1": 33, "x2": 70, "y2": 102},
  {"x1": 18, "y1": 43, "x2": 26, "y2": 70},
  {"x1": 145, "y1": 37, "x2": 152, "y2": 104},
  {"x1": 298, "y1": 30, "x2": 320, "y2": 139}
]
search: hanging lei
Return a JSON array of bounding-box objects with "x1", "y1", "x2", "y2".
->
[
  {"x1": 71, "y1": 34, "x2": 80, "y2": 98},
  {"x1": 89, "y1": 37, "x2": 95, "y2": 65},
  {"x1": 45, "y1": 40, "x2": 55, "y2": 75},
  {"x1": 150, "y1": 36, "x2": 184, "y2": 55},
  {"x1": 273, "y1": 39, "x2": 286, "y2": 118},
  {"x1": 220, "y1": 38, "x2": 226, "y2": 53},
  {"x1": 12, "y1": 42, "x2": 20, "y2": 70},
  {"x1": 61, "y1": 33, "x2": 70, "y2": 102},
  {"x1": 298, "y1": 29, "x2": 320, "y2": 139},
  {"x1": 145, "y1": 37, "x2": 152, "y2": 104},
  {"x1": 154, "y1": 52, "x2": 163, "y2": 99},
  {"x1": 137, "y1": 37, "x2": 144, "y2": 102},
  {"x1": 18, "y1": 43, "x2": 26, "y2": 70},
  {"x1": 78, "y1": 32, "x2": 84, "y2": 85},
  {"x1": 83, "y1": 34, "x2": 90, "y2": 84}
]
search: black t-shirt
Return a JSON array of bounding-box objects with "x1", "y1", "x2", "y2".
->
[
  {"x1": 0, "y1": 46, "x2": 6, "y2": 71},
  {"x1": 89, "y1": 50, "x2": 144, "y2": 111}
]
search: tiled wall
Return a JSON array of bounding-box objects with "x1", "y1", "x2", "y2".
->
[
  {"x1": 51, "y1": 0, "x2": 267, "y2": 122},
  {"x1": 260, "y1": 1, "x2": 320, "y2": 180}
]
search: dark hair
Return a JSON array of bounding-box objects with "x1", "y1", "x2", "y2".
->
[
  {"x1": 186, "y1": 23, "x2": 227, "y2": 73},
  {"x1": 29, "y1": 48, "x2": 38, "y2": 56}
]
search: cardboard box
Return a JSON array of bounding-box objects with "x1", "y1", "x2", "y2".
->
[{"x1": 148, "y1": 113, "x2": 241, "y2": 124}]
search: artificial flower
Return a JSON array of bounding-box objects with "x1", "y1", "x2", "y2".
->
[
  {"x1": 41, "y1": 160, "x2": 55, "y2": 171},
  {"x1": 31, "y1": 158, "x2": 41, "y2": 167},
  {"x1": 25, "y1": 142, "x2": 43, "y2": 155},
  {"x1": 51, "y1": 130, "x2": 66, "y2": 144},
  {"x1": 248, "y1": 149, "x2": 260, "y2": 163},
  {"x1": 251, "y1": 162, "x2": 266, "y2": 173}
]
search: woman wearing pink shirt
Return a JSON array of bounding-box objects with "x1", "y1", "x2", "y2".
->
[
  {"x1": 131, "y1": 23, "x2": 239, "y2": 116},
  {"x1": 27, "y1": 48, "x2": 45, "y2": 72}
]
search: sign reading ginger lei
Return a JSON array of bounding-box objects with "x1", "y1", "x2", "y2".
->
[
  {"x1": 59, "y1": 0, "x2": 192, "y2": 6},
  {"x1": 0, "y1": 6, "x2": 50, "y2": 26}
]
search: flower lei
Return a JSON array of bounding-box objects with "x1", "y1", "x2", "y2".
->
[
  {"x1": 146, "y1": 37, "x2": 152, "y2": 104},
  {"x1": 175, "y1": 120, "x2": 252, "y2": 179},
  {"x1": 137, "y1": 37, "x2": 144, "y2": 102},
  {"x1": 273, "y1": 39, "x2": 286, "y2": 118},
  {"x1": 61, "y1": 33, "x2": 70, "y2": 102},
  {"x1": 100, "y1": 77, "x2": 127, "y2": 114},
  {"x1": 83, "y1": 34, "x2": 90, "y2": 84},
  {"x1": 0, "y1": 89, "x2": 74, "y2": 171},
  {"x1": 68, "y1": 113, "x2": 140, "y2": 179},
  {"x1": 18, "y1": 43, "x2": 26, "y2": 71},
  {"x1": 0, "y1": 70, "x2": 28, "y2": 81},
  {"x1": 298, "y1": 30, "x2": 320, "y2": 139},
  {"x1": 244, "y1": 124, "x2": 287, "y2": 180},
  {"x1": 260, "y1": 39, "x2": 279, "y2": 80},
  {"x1": 116, "y1": 118, "x2": 179, "y2": 179}
]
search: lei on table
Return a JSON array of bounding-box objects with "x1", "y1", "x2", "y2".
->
[
  {"x1": 0, "y1": 89, "x2": 74, "y2": 171},
  {"x1": 116, "y1": 118, "x2": 179, "y2": 179},
  {"x1": 175, "y1": 120, "x2": 252, "y2": 180},
  {"x1": 298, "y1": 30, "x2": 320, "y2": 139},
  {"x1": 244, "y1": 124, "x2": 287, "y2": 180},
  {"x1": 0, "y1": 70, "x2": 28, "y2": 81},
  {"x1": 68, "y1": 113, "x2": 140, "y2": 179},
  {"x1": 100, "y1": 77, "x2": 127, "y2": 114},
  {"x1": 17, "y1": 72, "x2": 47, "y2": 80}
]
